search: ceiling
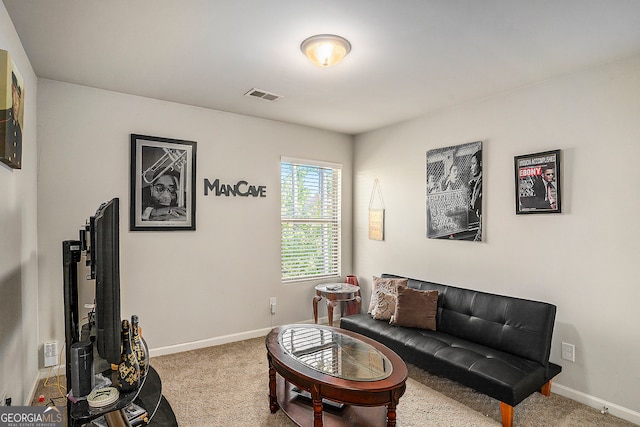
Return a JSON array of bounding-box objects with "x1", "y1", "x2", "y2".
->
[{"x1": 4, "y1": 1, "x2": 640, "y2": 135}]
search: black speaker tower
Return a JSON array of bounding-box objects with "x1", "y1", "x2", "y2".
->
[{"x1": 70, "y1": 341, "x2": 94, "y2": 397}]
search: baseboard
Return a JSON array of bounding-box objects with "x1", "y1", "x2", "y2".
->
[
  {"x1": 149, "y1": 316, "x2": 327, "y2": 358},
  {"x1": 149, "y1": 327, "x2": 273, "y2": 357},
  {"x1": 37, "y1": 364, "x2": 65, "y2": 380},
  {"x1": 29, "y1": 317, "x2": 329, "y2": 404},
  {"x1": 552, "y1": 382, "x2": 640, "y2": 425},
  {"x1": 27, "y1": 372, "x2": 41, "y2": 406},
  {"x1": 30, "y1": 365, "x2": 67, "y2": 405}
]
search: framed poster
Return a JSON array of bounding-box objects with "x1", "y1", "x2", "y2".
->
[
  {"x1": 0, "y1": 50, "x2": 24, "y2": 169},
  {"x1": 515, "y1": 149, "x2": 561, "y2": 214},
  {"x1": 130, "y1": 134, "x2": 197, "y2": 231},
  {"x1": 426, "y1": 141, "x2": 482, "y2": 241}
]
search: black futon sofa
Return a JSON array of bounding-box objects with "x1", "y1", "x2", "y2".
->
[{"x1": 340, "y1": 273, "x2": 562, "y2": 427}]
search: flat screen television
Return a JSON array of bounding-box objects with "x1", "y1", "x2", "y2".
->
[{"x1": 86, "y1": 198, "x2": 122, "y2": 365}]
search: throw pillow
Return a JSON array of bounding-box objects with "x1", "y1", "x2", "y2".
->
[
  {"x1": 368, "y1": 276, "x2": 408, "y2": 314},
  {"x1": 390, "y1": 286, "x2": 438, "y2": 331},
  {"x1": 371, "y1": 291, "x2": 396, "y2": 320}
]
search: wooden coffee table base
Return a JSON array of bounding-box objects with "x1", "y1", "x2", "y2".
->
[
  {"x1": 266, "y1": 326, "x2": 406, "y2": 427},
  {"x1": 273, "y1": 375, "x2": 390, "y2": 427}
]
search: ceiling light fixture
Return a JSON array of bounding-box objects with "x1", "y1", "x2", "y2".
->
[{"x1": 300, "y1": 34, "x2": 351, "y2": 68}]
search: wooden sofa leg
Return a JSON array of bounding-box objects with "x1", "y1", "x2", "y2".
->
[
  {"x1": 541, "y1": 380, "x2": 553, "y2": 396},
  {"x1": 500, "y1": 402, "x2": 514, "y2": 427}
]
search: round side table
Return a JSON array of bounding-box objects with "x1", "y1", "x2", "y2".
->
[{"x1": 313, "y1": 283, "x2": 361, "y2": 326}]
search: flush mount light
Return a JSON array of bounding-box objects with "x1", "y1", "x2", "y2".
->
[{"x1": 300, "y1": 34, "x2": 351, "y2": 67}]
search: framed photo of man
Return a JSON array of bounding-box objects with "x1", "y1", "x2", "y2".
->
[
  {"x1": 515, "y1": 149, "x2": 561, "y2": 214},
  {"x1": 0, "y1": 50, "x2": 24, "y2": 169},
  {"x1": 130, "y1": 134, "x2": 197, "y2": 231}
]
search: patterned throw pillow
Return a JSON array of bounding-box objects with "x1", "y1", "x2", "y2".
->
[
  {"x1": 371, "y1": 291, "x2": 396, "y2": 320},
  {"x1": 367, "y1": 276, "x2": 408, "y2": 314}
]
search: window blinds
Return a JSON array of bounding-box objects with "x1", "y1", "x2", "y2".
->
[{"x1": 281, "y1": 159, "x2": 342, "y2": 282}]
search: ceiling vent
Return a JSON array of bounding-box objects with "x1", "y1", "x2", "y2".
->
[{"x1": 244, "y1": 88, "x2": 283, "y2": 102}]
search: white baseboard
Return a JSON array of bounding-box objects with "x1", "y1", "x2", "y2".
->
[
  {"x1": 149, "y1": 327, "x2": 272, "y2": 357},
  {"x1": 30, "y1": 365, "x2": 67, "y2": 405},
  {"x1": 149, "y1": 317, "x2": 327, "y2": 358},
  {"x1": 27, "y1": 372, "x2": 41, "y2": 406},
  {"x1": 552, "y1": 382, "x2": 640, "y2": 425},
  {"x1": 37, "y1": 365, "x2": 65, "y2": 380}
]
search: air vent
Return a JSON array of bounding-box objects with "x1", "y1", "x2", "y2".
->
[{"x1": 244, "y1": 88, "x2": 283, "y2": 102}]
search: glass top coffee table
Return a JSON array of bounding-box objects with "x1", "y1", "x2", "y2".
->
[{"x1": 266, "y1": 324, "x2": 407, "y2": 427}]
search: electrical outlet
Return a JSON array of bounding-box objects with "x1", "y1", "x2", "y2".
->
[
  {"x1": 44, "y1": 341, "x2": 58, "y2": 367},
  {"x1": 270, "y1": 297, "x2": 277, "y2": 314},
  {"x1": 561, "y1": 342, "x2": 575, "y2": 362}
]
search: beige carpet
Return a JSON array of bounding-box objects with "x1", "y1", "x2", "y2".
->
[
  {"x1": 150, "y1": 336, "x2": 635, "y2": 427},
  {"x1": 34, "y1": 336, "x2": 635, "y2": 426}
]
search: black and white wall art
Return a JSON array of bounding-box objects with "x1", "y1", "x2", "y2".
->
[
  {"x1": 130, "y1": 134, "x2": 197, "y2": 231},
  {"x1": 426, "y1": 141, "x2": 482, "y2": 241}
]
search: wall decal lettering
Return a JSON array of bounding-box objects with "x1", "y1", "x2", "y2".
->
[{"x1": 204, "y1": 178, "x2": 266, "y2": 197}]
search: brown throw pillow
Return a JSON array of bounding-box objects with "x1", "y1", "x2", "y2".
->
[
  {"x1": 390, "y1": 287, "x2": 438, "y2": 331},
  {"x1": 368, "y1": 276, "x2": 408, "y2": 314}
]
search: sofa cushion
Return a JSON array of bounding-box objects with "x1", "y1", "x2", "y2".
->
[
  {"x1": 382, "y1": 273, "x2": 557, "y2": 367},
  {"x1": 340, "y1": 313, "x2": 560, "y2": 406},
  {"x1": 390, "y1": 287, "x2": 438, "y2": 330},
  {"x1": 367, "y1": 276, "x2": 407, "y2": 313}
]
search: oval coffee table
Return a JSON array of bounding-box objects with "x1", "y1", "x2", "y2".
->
[{"x1": 266, "y1": 324, "x2": 407, "y2": 427}]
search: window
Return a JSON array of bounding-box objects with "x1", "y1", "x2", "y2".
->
[{"x1": 281, "y1": 158, "x2": 342, "y2": 282}]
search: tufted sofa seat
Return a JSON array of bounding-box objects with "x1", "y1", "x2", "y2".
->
[{"x1": 340, "y1": 273, "x2": 562, "y2": 427}]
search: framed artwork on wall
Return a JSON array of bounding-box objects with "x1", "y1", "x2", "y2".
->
[
  {"x1": 426, "y1": 140, "x2": 483, "y2": 241},
  {"x1": 130, "y1": 134, "x2": 197, "y2": 231},
  {"x1": 0, "y1": 50, "x2": 24, "y2": 169},
  {"x1": 514, "y1": 149, "x2": 561, "y2": 214},
  {"x1": 368, "y1": 178, "x2": 385, "y2": 241}
]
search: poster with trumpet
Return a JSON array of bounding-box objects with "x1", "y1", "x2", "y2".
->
[{"x1": 130, "y1": 134, "x2": 197, "y2": 231}]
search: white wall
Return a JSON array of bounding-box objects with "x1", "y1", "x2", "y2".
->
[
  {"x1": 353, "y1": 55, "x2": 640, "y2": 421},
  {"x1": 36, "y1": 80, "x2": 353, "y2": 358},
  {"x1": 0, "y1": 3, "x2": 39, "y2": 406}
]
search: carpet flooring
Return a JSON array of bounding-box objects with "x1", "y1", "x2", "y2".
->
[{"x1": 33, "y1": 336, "x2": 635, "y2": 426}]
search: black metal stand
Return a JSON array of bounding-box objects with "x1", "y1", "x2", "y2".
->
[
  {"x1": 61, "y1": 240, "x2": 177, "y2": 427},
  {"x1": 62, "y1": 240, "x2": 82, "y2": 425}
]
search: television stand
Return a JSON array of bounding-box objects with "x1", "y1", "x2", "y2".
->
[
  {"x1": 63, "y1": 240, "x2": 177, "y2": 426},
  {"x1": 72, "y1": 365, "x2": 176, "y2": 427}
]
